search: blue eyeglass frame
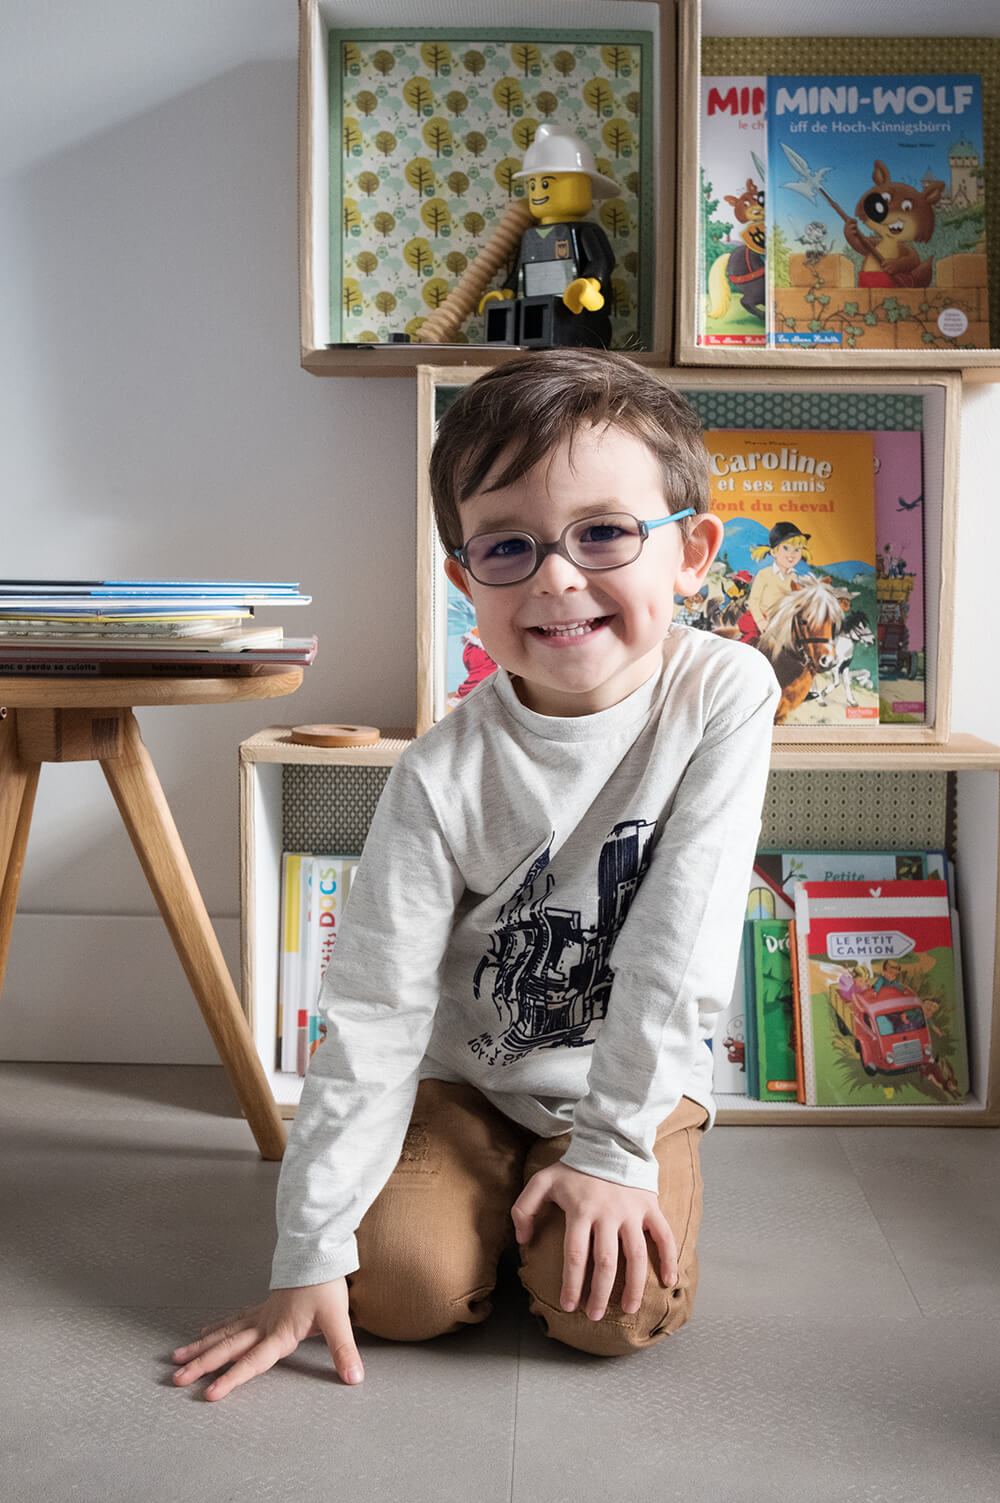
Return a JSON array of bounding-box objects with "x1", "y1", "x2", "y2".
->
[{"x1": 451, "y1": 508, "x2": 697, "y2": 586}]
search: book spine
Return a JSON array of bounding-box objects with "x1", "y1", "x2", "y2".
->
[
  {"x1": 792, "y1": 898, "x2": 818, "y2": 1105},
  {"x1": 279, "y1": 855, "x2": 304, "y2": 1074},
  {"x1": 788, "y1": 920, "x2": 805, "y2": 1105}
]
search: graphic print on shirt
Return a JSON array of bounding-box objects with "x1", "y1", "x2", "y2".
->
[{"x1": 468, "y1": 820, "x2": 656, "y2": 1066}]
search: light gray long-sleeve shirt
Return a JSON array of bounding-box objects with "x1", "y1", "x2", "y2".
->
[{"x1": 271, "y1": 627, "x2": 780, "y2": 1289}]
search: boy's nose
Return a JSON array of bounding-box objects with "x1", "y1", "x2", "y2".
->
[{"x1": 531, "y1": 547, "x2": 588, "y2": 591}]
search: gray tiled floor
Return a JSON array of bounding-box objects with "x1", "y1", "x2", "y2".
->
[{"x1": 3, "y1": 1063, "x2": 999, "y2": 1503}]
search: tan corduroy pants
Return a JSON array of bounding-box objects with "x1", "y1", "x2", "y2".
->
[{"x1": 349, "y1": 1079, "x2": 707, "y2": 1357}]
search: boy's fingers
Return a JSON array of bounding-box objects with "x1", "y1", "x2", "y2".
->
[
  {"x1": 585, "y1": 1222, "x2": 621, "y2": 1320},
  {"x1": 173, "y1": 1325, "x2": 260, "y2": 1387},
  {"x1": 511, "y1": 1175, "x2": 548, "y2": 1244},
  {"x1": 202, "y1": 1331, "x2": 293, "y2": 1402},
  {"x1": 559, "y1": 1218, "x2": 592, "y2": 1312},
  {"x1": 317, "y1": 1296, "x2": 365, "y2": 1386},
  {"x1": 619, "y1": 1230, "x2": 650, "y2": 1315},
  {"x1": 173, "y1": 1310, "x2": 255, "y2": 1363},
  {"x1": 650, "y1": 1215, "x2": 678, "y2": 1288}
]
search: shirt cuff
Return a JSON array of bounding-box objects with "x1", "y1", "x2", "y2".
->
[{"x1": 269, "y1": 1236, "x2": 359, "y2": 1291}]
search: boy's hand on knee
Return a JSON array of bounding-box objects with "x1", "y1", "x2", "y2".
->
[
  {"x1": 512, "y1": 1163, "x2": 677, "y2": 1323},
  {"x1": 171, "y1": 1279, "x2": 363, "y2": 1400}
]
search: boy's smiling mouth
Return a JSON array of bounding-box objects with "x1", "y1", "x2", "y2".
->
[{"x1": 530, "y1": 616, "x2": 612, "y2": 639}]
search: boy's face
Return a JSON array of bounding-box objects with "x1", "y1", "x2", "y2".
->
[{"x1": 444, "y1": 424, "x2": 723, "y2": 717}]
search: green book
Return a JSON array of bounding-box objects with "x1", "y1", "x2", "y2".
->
[{"x1": 750, "y1": 920, "x2": 798, "y2": 1101}]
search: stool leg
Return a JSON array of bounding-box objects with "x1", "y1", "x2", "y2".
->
[
  {"x1": 0, "y1": 713, "x2": 40, "y2": 998},
  {"x1": 100, "y1": 710, "x2": 286, "y2": 1161}
]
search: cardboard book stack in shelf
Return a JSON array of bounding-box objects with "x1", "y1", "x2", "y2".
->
[{"x1": 0, "y1": 580, "x2": 317, "y2": 676}]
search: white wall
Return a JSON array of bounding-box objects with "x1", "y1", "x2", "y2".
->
[{"x1": 1, "y1": 1, "x2": 998, "y2": 1062}]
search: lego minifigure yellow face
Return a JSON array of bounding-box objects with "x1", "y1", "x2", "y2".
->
[{"x1": 527, "y1": 171, "x2": 593, "y2": 224}]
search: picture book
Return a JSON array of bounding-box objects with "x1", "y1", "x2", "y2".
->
[
  {"x1": 749, "y1": 920, "x2": 798, "y2": 1101},
  {"x1": 714, "y1": 857, "x2": 795, "y2": 1099},
  {"x1": 793, "y1": 878, "x2": 968, "y2": 1107},
  {"x1": 445, "y1": 576, "x2": 498, "y2": 713},
  {"x1": 698, "y1": 77, "x2": 767, "y2": 346},
  {"x1": 688, "y1": 428, "x2": 878, "y2": 725},
  {"x1": 766, "y1": 73, "x2": 989, "y2": 351},
  {"x1": 873, "y1": 431, "x2": 926, "y2": 723},
  {"x1": 278, "y1": 853, "x2": 359, "y2": 1075},
  {"x1": 741, "y1": 923, "x2": 760, "y2": 1098},
  {"x1": 279, "y1": 854, "x2": 306, "y2": 1073},
  {"x1": 752, "y1": 849, "x2": 945, "y2": 914}
]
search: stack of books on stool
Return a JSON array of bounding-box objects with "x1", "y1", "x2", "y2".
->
[{"x1": 0, "y1": 579, "x2": 317, "y2": 677}]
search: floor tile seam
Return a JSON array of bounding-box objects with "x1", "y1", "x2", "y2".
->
[
  {"x1": 509, "y1": 1305, "x2": 522, "y2": 1503},
  {"x1": 833, "y1": 1127, "x2": 925, "y2": 1316}
]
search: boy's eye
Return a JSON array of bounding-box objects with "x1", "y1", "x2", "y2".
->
[
  {"x1": 578, "y1": 522, "x2": 626, "y2": 544},
  {"x1": 485, "y1": 535, "x2": 532, "y2": 559}
]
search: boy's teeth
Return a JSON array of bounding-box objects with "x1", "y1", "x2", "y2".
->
[{"x1": 536, "y1": 619, "x2": 600, "y2": 637}]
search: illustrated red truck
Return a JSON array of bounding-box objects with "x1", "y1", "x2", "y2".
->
[{"x1": 829, "y1": 980, "x2": 934, "y2": 1075}]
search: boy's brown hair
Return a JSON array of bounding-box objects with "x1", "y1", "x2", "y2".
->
[{"x1": 429, "y1": 349, "x2": 710, "y2": 555}]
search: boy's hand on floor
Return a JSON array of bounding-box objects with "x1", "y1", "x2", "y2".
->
[
  {"x1": 171, "y1": 1278, "x2": 363, "y2": 1400},
  {"x1": 511, "y1": 1162, "x2": 677, "y2": 1323}
]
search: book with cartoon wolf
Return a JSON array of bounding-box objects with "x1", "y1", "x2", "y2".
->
[
  {"x1": 698, "y1": 77, "x2": 767, "y2": 346},
  {"x1": 765, "y1": 73, "x2": 989, "y2": 350},
  {"x1": 681, "y1": 428, "x2": 878, "y2": 725}
]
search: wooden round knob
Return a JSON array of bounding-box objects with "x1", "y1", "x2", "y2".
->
[{"x1": 289, "y1": 723, "x2": 380, "y2": 747}]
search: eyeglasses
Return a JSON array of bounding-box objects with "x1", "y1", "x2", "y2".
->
[{"x1": 451, "y1": 509, "x2": 696, "y2": 587}]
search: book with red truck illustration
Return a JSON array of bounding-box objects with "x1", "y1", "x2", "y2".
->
[{"x1": 793, "y1": 877, "x2": 968, "y2": 1106}]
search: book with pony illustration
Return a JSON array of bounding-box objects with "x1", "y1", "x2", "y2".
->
[{"x1": 680, "y1": 428, "x2": 878, "y2": 725}]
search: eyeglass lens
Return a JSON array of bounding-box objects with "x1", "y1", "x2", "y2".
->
[{"x1": 463, "y1": 512, "x2": 645, "y2": 585}]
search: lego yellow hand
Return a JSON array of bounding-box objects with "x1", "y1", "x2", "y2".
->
[
  {"x1": 563, "y1": 277, "x2": 604, "y2": 314},
  {"x1": 478, "y1": 288, "x2": 514, "y2": 314}
]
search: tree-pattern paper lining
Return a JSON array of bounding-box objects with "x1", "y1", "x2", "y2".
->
[{"x1": 331, "y1": 31, "x2": 652, "y2": 347}]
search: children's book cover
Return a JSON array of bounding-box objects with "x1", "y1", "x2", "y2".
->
[
  {"x1": 714, "y1": 856, "x2": 798, "y2": 1098},
  {"x1": 698, "y1": 77, "x2": 767, "y2": 346},
  {"x1": 753, "y1": 848, "x2": 945, "y2": 912},
  {"x1": 685, "y1": 428, "x2": 878, "y2": 725},
  {"x1": 279, "y1": 853, "x2": 306, "y2": 1074},
  {"x1": 766, "y1": 74, "x2": 989, "y2": 350},
  {"x1": 742, "y1": 924, "x2": 760, "y2": 1098},
  {"x1": 750, "y1": 920, "x2": 798, "y2": 1101},
  {"x1": 301, "y1": 856, "x2": 359, "y2": 1075},
  {"x1": 873, "y1": 431, "x2": 926, "y2": 723},
  {"x1": 794, "y1": 878, "x2": 968, "y2": 1107},
  {"x1": 446, "y1": 581, "x2": 498, "y2": 712}
]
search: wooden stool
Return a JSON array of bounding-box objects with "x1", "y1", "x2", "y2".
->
[{"x1": 0, "y1": 671, "x2": 304, "y2": 1161}]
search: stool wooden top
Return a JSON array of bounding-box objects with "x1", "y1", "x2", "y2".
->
[{"x1": 0, "y1": 667, "x2": 304, "y2": 709}]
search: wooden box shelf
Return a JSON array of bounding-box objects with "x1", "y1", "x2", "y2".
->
[
  {"x1": 418, "y1": 364, "x2": 961, "y2": 743},
  {"x1": 240, "y1": 726, "x2": 1000, "y2": 1123},
  {"x1": 297, "y1": 0, "x2": 678, "y2": 375},
  {"x1": 676, "y1": 0, "x2": 1000, "y2": 370}
]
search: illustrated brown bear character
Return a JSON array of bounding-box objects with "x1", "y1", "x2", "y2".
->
[
  {"x1": 706, "y1": 177, "x2": 766, "y2": 321},
  {"x1": 843, "y1": 160, "x2": 944, "y2": 288}
]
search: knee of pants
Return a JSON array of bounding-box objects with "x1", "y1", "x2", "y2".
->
[
  {"x1": 349, "y1": 1254, "x2": 497, "y2": 1343},
  {"x1": 521, "y1": 1256, "x2": 699, "y2": 1357}
]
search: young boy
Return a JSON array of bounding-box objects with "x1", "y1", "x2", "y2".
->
[{"x1": 173, "y1": 349, "x2": 780, "y2": 1400}]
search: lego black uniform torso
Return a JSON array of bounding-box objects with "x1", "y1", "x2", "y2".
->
[
  {"x1": 496, "y1": 219, "x2": 615, "y2": 349},
  {"x1": 515, "y1": 221, "x2": 614, "y2": 298}
]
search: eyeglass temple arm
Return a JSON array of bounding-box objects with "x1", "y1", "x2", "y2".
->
[{"x1": 644, "y1": 508, "x2": 696, "y2": 532}]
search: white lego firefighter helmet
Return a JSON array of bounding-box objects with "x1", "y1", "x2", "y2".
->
[{"x1": 512, "y1": 124, "x2": 618, "y2": 198}]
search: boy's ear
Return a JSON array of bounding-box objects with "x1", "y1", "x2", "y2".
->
[
  {"x1": 444, "y1": 555, "x2": 474, "y2": 602},
  {"x1": 673, "y1": 513, "x2": 725, "y2": 596}
]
